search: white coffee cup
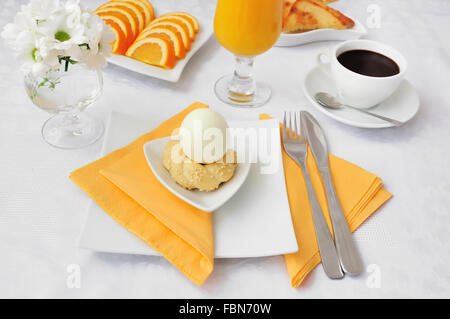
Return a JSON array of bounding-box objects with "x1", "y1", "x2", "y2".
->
[{"x1": 317, "y1": 39, "x2": 407, "y2": 108}]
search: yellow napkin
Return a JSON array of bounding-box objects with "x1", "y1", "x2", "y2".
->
[
  {"x1": 70, "y1": 102, "x2": 213, "y2": 286},
  {"x1": 259, "y1": 114, "x2": 392, "y2": 287}
]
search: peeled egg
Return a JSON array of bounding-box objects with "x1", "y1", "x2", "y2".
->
[{"x1": 179, "y1": 109, "x2": 228, "y2": 164}]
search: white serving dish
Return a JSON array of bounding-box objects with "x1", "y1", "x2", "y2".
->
[
  {"x1": 107, "y1": 16, "x2": 213, "y2": 82},
  {"x1": 275, "y1": 15, "x2": 367, "y2": 47},
  {"x1": 143, "y1": 136, "x2": 251, "y2": 212}
]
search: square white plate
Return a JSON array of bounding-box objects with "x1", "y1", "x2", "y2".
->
[
  {"x1": 275, "y1": 15, "x2": 366, "y2": 47},
  {"x1": 107, "y1": 16, "x2": 213, "y2": 82},
  {"x1": 143, "y1": 137, "x2": 251, "y2": 212},
  {"x1": 78, "y1": 111, "x2": 298, "y2": 258}
]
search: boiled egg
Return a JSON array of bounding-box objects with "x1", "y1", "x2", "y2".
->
[{"x1": 179, "y1": 109, "x2": 228, "y2": 164}]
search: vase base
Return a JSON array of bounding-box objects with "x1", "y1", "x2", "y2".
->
[{"x1": 42, "y1": 112, "x2": 104, "y2": 149}]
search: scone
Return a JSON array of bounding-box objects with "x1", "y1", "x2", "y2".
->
[{"x1": 163, "y1": 140, "x2": 238, "y2": 192}]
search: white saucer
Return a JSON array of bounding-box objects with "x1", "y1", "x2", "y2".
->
[
  {"x1": 275, "y1": 15, "x2": 366, "y2": 47},
  {"x1": 143, "y1": 137, "x2": 251, "y2": 212},
  {"x1": 303, "y1": 67, "x2": 420, "y2": 128}
]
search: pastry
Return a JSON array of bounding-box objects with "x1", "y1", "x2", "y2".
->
[
  {"x1": 282, "y1": 0, "x2": 354, "y2": 33},
  {"x1": 283, "y1": 0, "x2": 337, "y2": 21},
  {"x1": 163, "y1": 140, "x2": 237, "y2": 192}
]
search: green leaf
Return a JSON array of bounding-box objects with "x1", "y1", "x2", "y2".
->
[
  {"x1": 57, "y1": 55, "x2": 78, "y2": 71},
  {"x1": 79, "y1": 43, "x2": 90, "y2": 50}
]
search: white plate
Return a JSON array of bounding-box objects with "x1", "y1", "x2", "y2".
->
[
  {"x1": 143, "y1": 137, "x2": 251, "y2": 212},
  {"x1": 106, "y1": 17, "x2": 213, "y2": 82},
  {"x1": 303, "y1": 66, "x2": 420, "y2": 128},
  {"x1": 78, "y1": 111, "x2": 298, "y2": 258},
  {"x1": 275, "y1": 15, "x2": 366, "y2": 47}
]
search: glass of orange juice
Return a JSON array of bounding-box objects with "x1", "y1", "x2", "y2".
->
[{"x1": 214, "y1": 0, "x2": 283, "y2": 107}]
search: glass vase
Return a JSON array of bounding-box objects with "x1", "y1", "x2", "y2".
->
[{"x1": 24, "y1": 64, "x2": 104, "y2": 149}]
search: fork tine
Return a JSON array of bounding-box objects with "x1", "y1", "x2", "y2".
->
[
  {"x1": 289, "y1": 111, "x2": 297, "y2": 140},
  {"x1": 295, "y1": 111, "x2": 301, "y2": 140},
  {"x1": 288, "y1": 111, "x2": 293, "y2": 140},
  {"x1": 282, "y1": 112, "x2": 289, "y2": 140}
]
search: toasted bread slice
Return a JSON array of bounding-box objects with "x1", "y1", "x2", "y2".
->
[
  {"x1": 283, "y1": 0, "x2": 337, "y2": 19},
  {"x1": 283, "y1": 0, "x2": 354, "y2": 33},
  {"x1": 283, "y1": 0, "x2": 297, "y2": 20}
]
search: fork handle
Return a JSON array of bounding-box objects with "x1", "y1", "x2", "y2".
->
[
  {"x1": 299, "y1": 163, "x2": 344, "y2": 279},
  {"x1": 321, "y1": 169, "x2": 363, "y2": 275}
]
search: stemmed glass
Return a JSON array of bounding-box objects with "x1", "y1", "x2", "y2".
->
[
  {"x1": 24, "y1": 64, "x2": 104, "y2": 149},
  {"x1": 214, "y1": 0, "x2": 283, "y2": 107}
]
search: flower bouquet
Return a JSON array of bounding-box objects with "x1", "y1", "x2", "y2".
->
[{"x1": 2, "y1": 0, "x2": 115, "y2": 149}]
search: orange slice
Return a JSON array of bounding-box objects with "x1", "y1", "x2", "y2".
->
[
  {"x1": 118, "y1": 0, "x2": 154, "y2": 25},
  {"x1": 150, "y1": 15, "x2": 195, "y2": 40},
  {"x1": 144, "y1": 21, "x2": 191, "y2": 51},
  {"x1": 97, "y1": 1, "x2": 145, "y2": 32},
  {"x1": 134, "y1": 0, "x2": 155, "y2": 20},
  {"x1": 162, "y1": 12, "x2": 199, "y2": 33},
  {"x1": 95, "y1": 7, "x2": 137, "y2": 40},
  {"x1": 126, "y1": 36, "x2": 176, "y2": 69},
  {"x1": 101, "y1": 17, "x2": 128, "y2": 54},
  {"x1": 137, "y1": 27, "x2": 185, "y2": 58}
]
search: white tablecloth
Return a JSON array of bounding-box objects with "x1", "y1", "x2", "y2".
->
[{"x1": 1, "y1": 0, "x2": 449, "y2": 298}]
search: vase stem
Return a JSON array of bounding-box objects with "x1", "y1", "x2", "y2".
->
[{"x1": 62, "y1": 110, "x2": 83, "y2": 136}]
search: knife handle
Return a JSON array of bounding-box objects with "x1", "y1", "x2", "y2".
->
[
  {"x1": 300, "y1": 164, "x2": 343, "y2": 279},
  {"x1": 321, "y1": 169, "x2": 363, "y2": 275}
]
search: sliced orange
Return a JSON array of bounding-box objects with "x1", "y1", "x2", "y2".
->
[
  {"x1": 97, "y1": 1, "x2": 145, "y2": 32},
  {"x1": 150, "y1": 15, "x2": 195, "y2": 40},
  {"x1": 95, "y1": 7, "x2": 137, "y2": 41},
  {"x1": 146, "y1": 21, "x2": 191, "y2": 50},
  {"x1": 162, "y1": 12, "x2": 199, "y2": 33},
  {"x1": 101, "y1": 18, "x2": 128, "y2": 54},
  {"x1": 134, "y1": 0, "x2": 155, "y2": 19},
  {"x1": 117, "y1": 0, "x2": 154, "y2": 25},
  {"x1": 126, "y1": 36, "x2": 176, "y2": 69},
  {"x1": 137, "y1": 27, "x2": 185, "y2": 58}
]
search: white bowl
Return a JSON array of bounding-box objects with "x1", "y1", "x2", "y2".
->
[{"x1": 143, "y1": 137, "x2": 251, "y2": 212}]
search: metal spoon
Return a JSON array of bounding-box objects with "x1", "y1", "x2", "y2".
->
[{"x1": 314, "y1": 92, "x2": 404, "y2": 127}]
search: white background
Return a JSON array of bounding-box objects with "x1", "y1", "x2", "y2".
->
[{"x1": 0, "y1": 0, "x2": 449, "y2": 298}]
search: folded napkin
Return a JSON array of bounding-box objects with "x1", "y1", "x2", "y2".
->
[
  {"x1": 259, "y1": 114, "x2": 392, "y2": 287},
  {"x1": 70, "y1": 102, "x2": 213, "y2": 285},
  {"x1": 70, "y1": 103, "x2": 392, "y2": 287}
]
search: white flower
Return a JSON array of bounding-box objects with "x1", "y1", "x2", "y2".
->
[
  {"x1": 81, "y1": 14, "x2": 115, "y2": 69},
  {"x1": 1, "y1": 0, "x2": 112, "y2": 78}
]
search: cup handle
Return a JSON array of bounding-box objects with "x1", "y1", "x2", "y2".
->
[{"x1": 317, "y1": 52, "x2": 331, "y2": 77}]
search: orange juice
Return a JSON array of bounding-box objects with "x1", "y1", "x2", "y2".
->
[{"x1": 214, "y1": 0, "x2": 283, "y2": 57}]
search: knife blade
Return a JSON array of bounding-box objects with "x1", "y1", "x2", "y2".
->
[{"x1": 300, "y1": 111, "x2": 363, "y2": 275}]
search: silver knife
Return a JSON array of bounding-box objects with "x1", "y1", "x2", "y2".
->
[{"x1": 300, "y1": 111, "x2": 363, "y2": 275}]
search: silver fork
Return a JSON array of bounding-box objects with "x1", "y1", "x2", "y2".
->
[{"x1": 282, "y1": 111, "x2": 344, "y2": 279}]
